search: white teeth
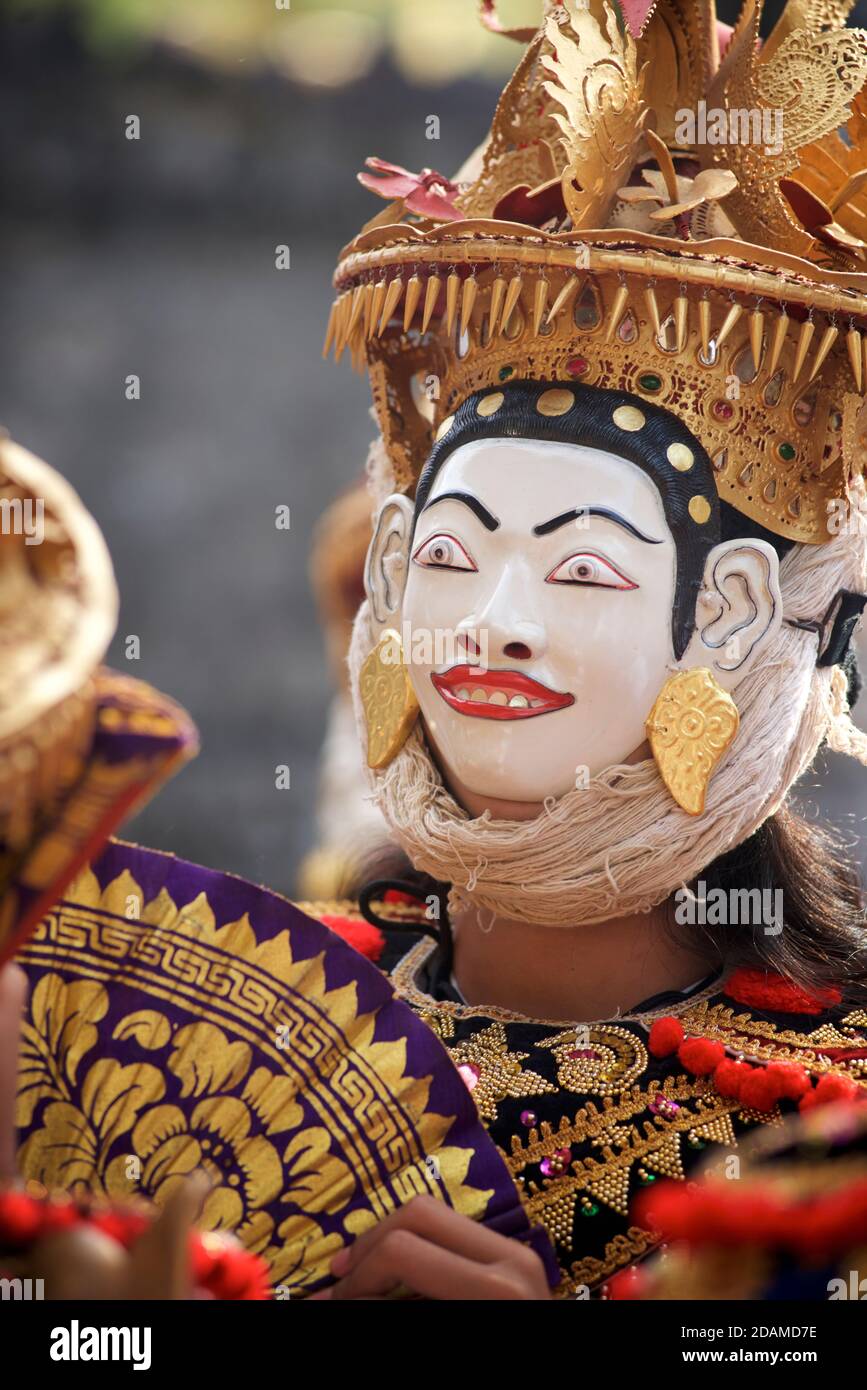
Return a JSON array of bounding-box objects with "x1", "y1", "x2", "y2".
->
[{"x1": 453, "y1": 686, "x2": 537, "y2": 708}]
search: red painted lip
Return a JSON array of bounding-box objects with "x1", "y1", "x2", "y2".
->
[{"x1": 431, "y1": 664, "x2": 575, "y2": 720}]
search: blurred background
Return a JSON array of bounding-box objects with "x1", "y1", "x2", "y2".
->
[{"x1": 1, "y1": 0, "x2": 866, "y2": 895}]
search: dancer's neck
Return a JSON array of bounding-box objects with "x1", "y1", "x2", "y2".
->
[{"x1": 450, "y1": 900, "x2": 718, "y2": 1021}]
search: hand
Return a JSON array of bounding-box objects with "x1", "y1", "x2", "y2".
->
[
  {"x1": 313, "y1": 1194, "x2": 551, "y2": 1301},
  {"x1": 123, "y1": 1170, "x2": 210, "y2": 1299}
]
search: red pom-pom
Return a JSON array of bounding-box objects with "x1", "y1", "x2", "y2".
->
[
  {"x1": 606, "y1": 1265, "x2": 644, "y2": 1300},
  {"x1": 723, "y1": 967, "x2": 841, "y2": 1016},
  {"x1": 190, "y1": 1233, "x2": 270, "y2": 1300},
  {"x1": 717, "y1": 1192, "x2": 790, "y2": 1246},
  {"x1": 796, "y1": 1180, "x2": 867, "y2": 1260},
  {"x1": 765, "y1": 1060, "x2": 811, "y2": 1100},
  {"x1": 678, "y1": 1036, "x2": 725, "y2": 1075},
  {"x1": 636, "y1": 1180, "x2": 791, "y2": 1248},
  {"x1": 219, "y1": 1248, "x2": 270, "y2": 1301},
  {"x1": 39, "y1": 1202, "x2": 80, "y2": 1236},
  {"x1": 713, "y1": 1058, "x2": 751, "y2": 1099},
  {"x1": 812, "y1": 1073, "x2": 860, "y2": 1105},
  {"x1": 90, "y1": 1208, "x2": 149, "y2": 1248},
  {"x1": 0, "y1": 1192, "x2": 42, "y2": 1245},
  {"x1": 190, "y1": 1233, "x2": 218, "y2": 1284},
  {"x1": 795, "y1": 1073, "x2": 860, "y2": 1111},
  {"x1": 87, "y1": 1211, "x2": 123, "y2": 1245},
  {"x1": 319, "y1": 915, "x2": 385, "y2": 962},
  {"x1": 739, "y1": 1069, "x2": 780, "y2": 1113},
  {"x1": 633, "y1": 1180, "x2": 700, "y2": 1239},
  {"x1": 648, "y1": 1016, "x2": 684, "y2": 1058}
]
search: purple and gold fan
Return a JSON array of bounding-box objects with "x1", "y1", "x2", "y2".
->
[{"x1": 14, "y1": 839, "x2": 555, "y2": 1293}]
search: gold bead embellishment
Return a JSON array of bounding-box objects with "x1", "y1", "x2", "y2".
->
[
  {"x1": 435, "y1": 414, "x2": 455, "y2": 441},
  {"x1": 667, "y1": 443, "x2": 694, "y2": 471},
  {"x1": 536, "y1": 387, "x2": 574, "y2": 417},
  {"x1": 612, "y1": 404, "x2": 645, "y2": 431},
  {"x1": 477, "y1": 392, "x2": 504, "y2": 418},
  {"x1": 535, "y1": 1025, "x2": 648, "y2": 1097},
  {"x1": 446, "y1": 1021, "x2": 557, "y2": 1122},
  {"x1": 688, "y1": 495, "x2": 711, "y2": 524}
]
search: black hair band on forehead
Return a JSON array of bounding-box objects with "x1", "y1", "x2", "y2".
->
[{"x1": 413, "y1": 380, "x2": 722, "y2": 661}]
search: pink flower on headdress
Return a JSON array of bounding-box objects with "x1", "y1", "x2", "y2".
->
[
  {"x1": 357, "y1": 158, "x2": 462, "y2": 221},
  {"x1": 618, "y1": 1, "x2": 659, "y2": 39},
  {"x1": 620, "y1": 3, "x2": 735, "y2": 52}
]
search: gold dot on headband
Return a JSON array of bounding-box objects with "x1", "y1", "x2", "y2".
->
[
  {"x1": 435, "y1": 414, "x2": 455, "y2": 441},
  {"x1": 537, "y1": 388, "x2": 574, "y2": 417},
  {"x1": 689, "y1": 495, "x2": 711, "y2": 524},
  {"x1": 612, "y1": 405, "x2": 645, "y2": 432},
  {"x1": 477, "y1": 392, "x2": 504, "y2": 418},
  {"x1": 667, "y1": 443, "x2": 694, "y2": 471}
]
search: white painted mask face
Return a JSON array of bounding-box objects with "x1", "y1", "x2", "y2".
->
[
  {"x1": 400, "y1": 437, "x2": 678, "y2": 804},
  {"x1": 364, "y1": 431, "x2": 781, "y2": 812}
]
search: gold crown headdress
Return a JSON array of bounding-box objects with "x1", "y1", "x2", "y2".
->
[{"x1": 326, "y1": 0, "x2": 867, "y2": 545}]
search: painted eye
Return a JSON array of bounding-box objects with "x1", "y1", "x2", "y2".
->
[
  {"x1": 545, "y1": 551, "x2": 637, "y2": 589},
  {"x1": 412, "y1": 533, "x2": 477, "y2": 572}
]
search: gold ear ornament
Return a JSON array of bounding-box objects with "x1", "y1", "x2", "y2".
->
[
  {"x1": 645, "y1": 668, "x2": 740, "y2": 816},
  {"x1": 359, "y1": 628, "x2": 420, "y2": 770}
]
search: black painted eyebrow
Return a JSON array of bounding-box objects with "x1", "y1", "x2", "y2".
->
[
  {"x1": 532, "y1": 506, "x2": 663, "y2": 545},
  {"x1": 421, "y1": 491, "x2": 500, "y2": 532}
]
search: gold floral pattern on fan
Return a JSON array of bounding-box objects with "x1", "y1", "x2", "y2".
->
[
  {"x1": 15, "y1": 853, "x2": 503, "y2": 1292},
  {"x1": 18, "y1": 980, "x2": 354, "y2": 1286}
]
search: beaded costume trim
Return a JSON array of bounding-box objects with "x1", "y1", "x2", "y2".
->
[
  {"x1": 386, "y1": 935, "x2": 867, "y2": 1297},
  {"x1": 390, "y1": 935, "x2": 720, "y2": 1028}
]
